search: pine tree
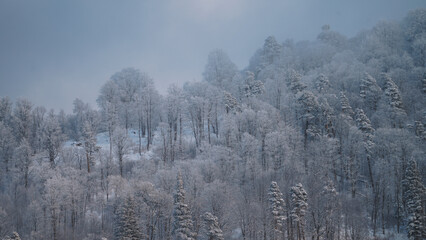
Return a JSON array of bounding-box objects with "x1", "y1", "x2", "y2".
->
[
  {"x1": 315, "y1": 74, "x2": 330, "y2": 93},
  {"x1": 360, "y1": 72, "x2": 382, "y2": 112},
  {"x1": 201, "y1": 212, "x2": 224, "y2": 240},
  {"x1": 286, "y1": 69, "x2": 307, "y2": 95},
  {"x1": 339, "y1": 92, "x2": 354, "y2": 117},
  {"x1": 383, "y1": 74, "x2": 406, "y2": 127},
  {"x1": 262, "y1": 36, "x2": 282, "y2": 66},
  {"x1": 268, "y1": 181, "x2": 286, "y2": 240},
  {"x1": 291, "y1": 183, "x2": 308, "y2": 240},
  {"x1": 223, "y1": 91, "x2": 240, "y2": 114},
  {"x1": 297, "y1": 91, "x2": 321, "y2": 144},
  {"x1": 403, "y1": 159, "x2": 425, "y2": 240},
  {"x1": 355, "y1": 108, "x2": 375, "y2": 188},
  {"x1": 172, "y1": 173, "x2": 195, "y2": 240},
  {"x1": 243, "y1": 71, "x2": 264, "y2": 98},
  {"x1": 114, "y1": 196, "x2": 143, "y2": 240}
]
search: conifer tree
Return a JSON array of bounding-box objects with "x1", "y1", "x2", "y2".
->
[
  {"x1": 172, "y1": 173, "x2": 195, "y2": 240},
  {"x1": 243, "y1": 71, "x2": 264, "y2": 98},
  {"x1": 114, "y1": 196, "x2": 143, "y2": 240},
  {"x1": 403, "y1": 159, "x2": 425, "y2": 240},
  {"x1": 286, "y1": 70, "x2": 307, "y2": 95},
  {"x1": 291, "y1": 183, "x2": 308, "y2": 240},
  {"x1": 315, "y1": 74, "x2": 330, "y2": 93},
  {"x1": 223, "y1": 91, "x2": 240, "y2": 114},
  {"x1": 355, "y1": 108, "x2": 375, "y2": 188},
  {"x1": 383, "y1": 74, "x2": 406, "y2": 127},
  {"x1": 201, "y1": 212, "x2": 224, "y2": 240},
  {"x1": 354, "y1": 109, "x2": 374, "y2": 190},
  {"x1": 268, "y1": 181, "x2": 286, "y2": 240},
  {"x1": 339, "y1": 92, "x2": 354, "y2": 117},
  {"x1": 360, "y1": 72, "x2": 381, "y2": 112}
]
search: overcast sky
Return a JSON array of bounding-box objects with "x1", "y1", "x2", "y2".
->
[{"x1": 1, "y1": 0, "x2": 425, "y2": 113}]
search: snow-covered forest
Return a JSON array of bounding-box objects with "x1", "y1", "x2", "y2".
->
[{"x1": 1, "y1": 8, "x2": 426, "y2": 240}]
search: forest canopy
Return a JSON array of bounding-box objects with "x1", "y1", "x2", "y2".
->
[{"x1": 0, "y1": 8, "x2": 425, "y2": 240}]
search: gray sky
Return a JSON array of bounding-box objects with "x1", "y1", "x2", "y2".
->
[{"x1": 1, "y1": 0, "x2": 425, "y2": 113}]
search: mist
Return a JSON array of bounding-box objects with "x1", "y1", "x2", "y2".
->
[{"x1": 1, "y1": 0, "x2": 425, "y2": 112}]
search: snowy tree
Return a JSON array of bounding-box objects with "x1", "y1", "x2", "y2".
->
[
  {"x1": 355, "y1": 108, "x2": 375, "y2": 188},
  {"x1": 261, "y1": 66, "x2": 287, "y2": 110},
  {"x1": 268, "y1": 181, "x2": 286, "y2": 240},
  {"x1": 286, "y1": 69, "x2": 306, "y2": 95},
  {"x1": 114, "y1": 196, "x2": 143, "y2": 240},
  {"x1": 314, "y1": 74, "x2": 330, "y2": 94},
  {"x1": 291, "y1": 183, "x2": 308, "y2": 240},
  {"x1": 97, "y1": 80, "x2": 119, "y2": 163},
  {"x1": 203, "y1": 49, "x2": 238, "y2": 89},
  {"x1": 403, "y1": 159, "x2": 425, "y2": 240},
  {"x1": 140, "y1": 80, "x2": 160, "y2": 151},
  {"x1": 82, "y1": 112, "x2": 99, "y2": 173},
  {"x1": 309, "y1": 180, "x2": 340, "y2": 240},
  {"x1": 200, "y1": 212, "x2": 224, "y2": 240},
  {"x1": 13, "y1": 99, "x2": 33, "y2": 142},
  {"x1": 317, "y1": 25, "x2": 347, "y2": 48},
  {"x1": 223, "y1": 91, "x2": 240, "y2": 114},
  {"x1": 360, "y1": 72, "x2": 382, "y2": 113},
  {"x1": 42, "y1": 111, "x2": 65, "y2": 168},
  {"x1": 243, "y1": 71, "x2": 264, "y2": 98},
  {"x1": 0, "y1": 97, "x2": 12, "y2": 125},
  {"x1": 297, "y1": 91, "x2": 321, "y2": 148},
  {"x1": 113, "y1": 127, "x2": 130, "y2": 177},
  {"x1": 0, "y1": 122, "x2": 15, "y2": 173},
  {"x1": 165, "y1": 85, "x2": 186, "y2": 161},
  {"x1": 249, "y1": 36, "x2": 282, "y2": 75},
  {"x1": 110, "y1": 68, "x2": 144, "y2": 130},
  {"x1": 172, "y1": 173, "x2": 195, "y2": 240},
  {"x1": 14, "y1": 139, "x2": 32, "y2": 188},
  {"x1": 339, "y1": 91, "x2": 354, "y2": 117},
  {"x1": 383, "y1": 74, "x2": 406, "y2": 127},
  {"x1": 262, "y1": 36, "x2": 282, "y2": 66}
]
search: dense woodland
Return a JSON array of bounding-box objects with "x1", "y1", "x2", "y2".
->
[{"x1": 0, "y1": 8, "x2": 425, "y2": 240}]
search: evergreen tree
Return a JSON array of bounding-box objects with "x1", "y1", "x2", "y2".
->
[
  {"x1": 315, "y1": 74, "x2": 330, "y2": 93},
  {"x1": 355, "y1": 108, "x2": 375, "y2": 188},
  {"x1": 243, "y1": 71, "x2": 264, "y2": 98},
  {"x1": 262, "y1": 36, "x2": 282, "y2": 66},
  {"x1": 114, "y1": 196, "x2": 143, "y2": 240},
  {"x1": 339, "y1": 92, "x2": 354, "y2": 117},
  {"x1": 268, "y1": 181, "x2": 286, "y2": 240},
  {"x1": 172, "y1": 173, "x2": 195, "y2": 240},
  {"x1": 291, "y1": 183, "x2": 308, "y2": 240},
  {"x1": 201, "y1": 212, "x2": 224, "y2": 240},
  {"x1": 297, "y1": 91, "x2": 321, "y2": 145},
  {"x1": 360, "y1": 72, "x2": 382, "y2": 112},
  {"x1": 403, "y1": 159, "x2": 425, "y2": 240},
  {"x1": 286, "y1": 70, "x2": 307, "y2": 95},
  {"x1": 223, "y1": 91, "x2": 240, "y2": 114},
  {"x1": 383, "y1": 74, "x2": 406, "y2": 127}
]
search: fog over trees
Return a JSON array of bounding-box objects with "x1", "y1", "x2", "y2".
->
[{"x1": 1, "y1": 8, "x2": 426, "y2": 240}]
